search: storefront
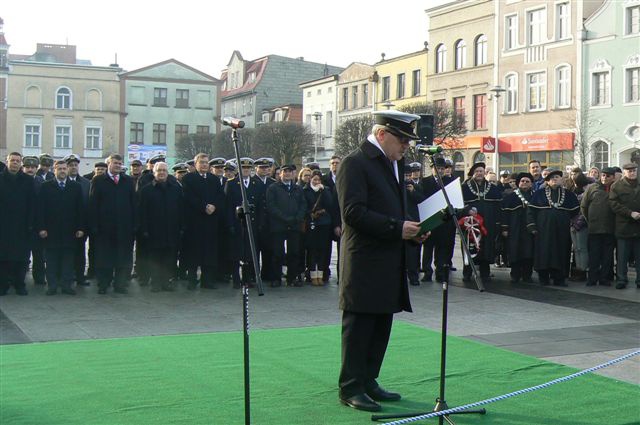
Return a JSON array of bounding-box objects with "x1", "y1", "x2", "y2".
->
[
  {"x1": 491, "y1": 132, "x2": 575, "y2": 174},
  {"x1": 436, "y1": 135, "x2": 493, "y2": 179}
]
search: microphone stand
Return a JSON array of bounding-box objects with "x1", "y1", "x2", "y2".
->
[
  {"x1": 372, "y1": 152, "x2": 486, "y2": 424},
  {"x1": 230, "y1": 127, "x2": 265, "y2": 425}
]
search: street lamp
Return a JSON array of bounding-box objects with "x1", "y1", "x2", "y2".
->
[
  {"x1": 490, "y1": 85, "x2": 506, "y2": 173},
  {"x1": 382, "y1": 101, "x2": 395, "y2": 110},
  {"x1": 312, "y1": 111, "x2": 322, "y2": 162}
]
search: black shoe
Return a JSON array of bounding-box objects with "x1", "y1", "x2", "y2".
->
[
  {"x1": 34, "y1": 280, "x2": 46, "y2": 286},
  {"x1": 61, "y1": 288, "x2": 76, "y2": 296},
  {"x1": 586, "y1": 281, "x2": 597, "y2": 287},
  {"x1": 339, "y1": 393, "x2": 381, "y2": 412},
  {"x1": 616, "y1": 282, "x2": 627, "y2": 289},
  {"x1": 410, "y1": 281, "x2": 420, "y2": 286},
  {"x1": 421, "y1": 275, "x2": 432, "y2": 282},
  {"x1": 114, "y1": 287, "x2": 128, "y2": 294},
  {"x1": 450, "y1": 267, "x2": 457, "y2": 271},
  {"x1": 522, "y1": 277, "x2": 534, "y2": 283},
  {"x1": 270, "y1": 280, "x2": 282, "y2": 288},
  {"x1": 510, "y1": 277, "x2": 519, "y2": 284},
  {"x1": 294, "y1": 279, "x2": 304, "y2": 287},
  {"x1": 187, "y1": 281, "x2": 198, "y2": 291},
  {"x1": 553, "y1": 281, "x2": 568, "y2": 287},
  {"x1": 15, "y1": 288, "x2": 28, "y2": 296},
  {"x1": 366, "y1": 386, "x2": 401, "y2": 402},
  {"x1": 599, "y1": 281, "x2": 611, "y2": 286},
  {"x1": 77, "y1": 280, "x2": 91, "y2": 286},
  {"x1": 98, "y1": 288, "x2": 107, "y2": 295},
  {"x1": 462, "y1": 276, "x2": 472, "y2": 283},
  {"x1": 540, "y1": 279, "x2": 551, "y2": 286},
  {"x1": 46, "y1": 288, "x2": 57, "y2": 296}
]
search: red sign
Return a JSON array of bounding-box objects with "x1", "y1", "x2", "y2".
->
[
  {"x1": 481, "y1": 137, "x2": 496, "y2": 153},
  {"x1": 499, "y1": 132, "x2": 575, "y2": 152}
]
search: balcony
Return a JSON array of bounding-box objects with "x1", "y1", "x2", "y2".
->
[{"x1": 525, "y1": 45, "x2": 546, "y2": 64}]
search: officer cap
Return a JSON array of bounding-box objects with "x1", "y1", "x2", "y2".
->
[
  {"x1": 500, "y1": 170, "x2": 510, "y2": 177},
  {"x1": 209, "y1": 157, "x2": 226, "y2": 167},
  {"x1": 445, "y1": 159, "x2": 453, "y2": 168},
  {"x1": 172, "y1": 163, "x2": 188, "y2": 172},
  {"x1": 39, "y1": 153, "x2": 54, "y2": 166},
  {"x1": 186, "y1": 159, "x2": 195, "y2": 167},
  {"x1": 622, "y1": 163, "x2": 638, "y2": 170},
  {"x1": 130, "y1": 159, "x2": 143, "y2": 166},
  {"x1": 432, "y1": 157, "x2": 446, "y2": 168},
  {"x1": 240, "y1": 157, "x2": 254, "y2": 167},
  {"x1": 467, "y1": 162, "x2": 486, "y2": 177},
  {"x1": 94, "y1": 161, "x2": 108, "y2": 168},
  {"x1": 254, "y1": 157, "x2": 274, "y2": 167},
  {"x1": 148, "y1": 154, "x2": 166, "y2": 165},
  {"x1": 23, "y1": 156, "x2": 39, "y2": 167},
  {"x1": 372, "y1": 110, "x2": 421, "y2": 140},
  {"x1": 280, "y1": 164, "x2": 297, "y2": 172},
  {"x1": 63, "y1": 153, "x2": 81, "y2": 164},
  {"x1": 515, "y1": 172, "x2": 534, "y2": 185},
  {"x1": 544, "y1": 169, "x2": 563, "y2": 181},
  {"x1": 409, "y1": 162, "x2": 422, "y2": 172},
  {"x1": 305, "y1": 162, "x2": 320, "y2": 170},
  {"x1": 403, "y1": 164, "x2": 413, "y2": 174},
  {"x1": 600, "y1": 167, "x2": 616, "y2": 176},
  {"x1": 224, "y1": 160, "x2": 237, "y2": 171}
]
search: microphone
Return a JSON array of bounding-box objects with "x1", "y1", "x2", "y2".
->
[
  {"x1": 415, "y1": 144, "x2": 443, "y2": 154},
  {"x1": 222, "y1": 117, "x2": 245, "y2": 129}
]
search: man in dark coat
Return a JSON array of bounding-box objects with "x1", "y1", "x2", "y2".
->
[
  {"x1": 253, "y1": 158, "x2": 277, "y2": 282},
  {"x1": 405, "y1": 162, "x2": 426, "y2": 286},
  {"x1": 35, "y1": 153, "x2": 55, "y2": 183},
  {"x1": 139, "y1": 162, "x2": 184, "y2": 292},
  {"x1": 37, "y1": 160, "x2": 85, "y2": 295},
  {"x1": 88, "y1": 154, "x2": 137, "y2": 294},
  {"x1": 266, "y1": 164, "x2": 307, "y2": 287},
  {"x1": 182, "y1": 153, "x2": 225, "y2": 290},
  {"x1": 65, "y1": 154, "x2": 91, "y2": 286},
  {"x1": 501, "y1": 172, "x2": 535, "y2": 283},
  {"x1": 129, "y1": 159, "x2": 143, "y2": 189},
  {"x1": 527, "y1": 169, "x2": 579, "y2": 286},
  {"x1": 0, "y1": 153, "x2": 36, "y2": 296},
  {"x1": 609, "y1": 163, "x2": 640, "y2": 289},
  {"x1": 461, "y1": 162, "x2": 502, "y2": 284},
  {"x1": 420, "y1": 157, "x2": 456, "y2": 284},
  {"x1": 322, "y1": 155, "x2": 341, "y2": 281},
  {"x1": 31, "y1": 154, "x2": 55, "y2": 285},
  {"x1": 337, "y1": 111, "x2": 427, "y2": 412}
]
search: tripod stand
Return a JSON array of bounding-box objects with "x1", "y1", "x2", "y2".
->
[
  {"x1": 229, "y1": 123, "x2": 265, "y2": 425},
  {"x1": 372, "y1": 153, "x2": 486, "y2": 424}
]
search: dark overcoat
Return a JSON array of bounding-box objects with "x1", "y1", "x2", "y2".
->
[
  {"x1": 337, "y1": 140, "x2": 411, "y2": 314},
  {"x1": 139, "y1": 179, "x2": 184, "y2": 249},
  {"x1": 609, "y1": 178, "x2": 640, "y2": 239},
  {"x1": 0, "y1": 171, "x2": 36, "y2": 262},
  {"x1": 253, "y1": 175, "x2": 276, "y2": 233},
  {"x1": 36, "y1": 180, "x2": 85, "y2": 249},
  {"x1": 266, "y1": 181, "x2": 306, "y2": 233},
  {"x1": 181, "y1": 172, "x2": 224, "y2": 267},
  {"x1": 500, "y1": 189, "x2": 535, "y2": 263},
  {"x1": 88, "y1": 173, "x2": 136, "y2": 269},
  {"x1": 224, "y1": 177, "x2": 262, "y2": 261},
  {"x1": 462, "y1": 179, "x2": 502, "y2": 262}
]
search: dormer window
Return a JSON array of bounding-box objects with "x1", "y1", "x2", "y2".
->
[{"x1": 249, "y1": 72, "x2": 256, "y2": 82}]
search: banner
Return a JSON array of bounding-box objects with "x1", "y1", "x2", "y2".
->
[{"x1": 126, "y1": 144, "x2": 167, "y2": 165}]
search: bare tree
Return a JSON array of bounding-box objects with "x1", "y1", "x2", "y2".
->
[
  {"x1": 398, "y1": 101, "x2": 467, "y2": 153},
  {"x1": 334, "y1": 115, "x2": 373, "y2": 157},
  {"x1": 252, "y1": 122, "x2": 314, "y2": 166},
  {"x1": 571, "y1": 98, "x2": 604, "y2": 169},
  {"x1": 213, "y1": 128, "x2": 256, "y2": 160},
  {"x1": 174, "y1": 133, "x2": 215, "y2": 162}
]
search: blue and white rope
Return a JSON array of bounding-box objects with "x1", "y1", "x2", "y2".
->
[{"x1": 382, "y1": 349, "x2": 640, "y2": 425}]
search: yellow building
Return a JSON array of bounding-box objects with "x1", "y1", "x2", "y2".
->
[{"x1": 373, "y1": 47, "x2": 429, "y2": 110}]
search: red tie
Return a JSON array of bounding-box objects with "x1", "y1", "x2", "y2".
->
[{"x1": 114, "y1": 174, "x2": 119, "y2": 184}]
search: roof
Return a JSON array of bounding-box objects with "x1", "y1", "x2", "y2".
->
[
  {"x1": 120, "y1": 58, "x2": 219, "y2": 82},
  {"x1": 220, "y1": 56, "x2": 269, "y2": 97}
]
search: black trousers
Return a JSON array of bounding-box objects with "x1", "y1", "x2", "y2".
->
[
  {"x1": 463, "y1": 259, "x2": 490, "y2": 279},
  {"x1": 187, "y1": 265, "x2": 216, "y2": 286},
  {"x1": 587, "y1": 234, "x2": 615, "y2": 285},
  {"x1": 73, "y1": 236, "x2": 87, "y2": 282},
  {"x1": 0, "y1": 261, "x2": 28, "y2": 294},
  {"x1": 271, "y1": 230, "x2": 301, "y2": 283},
  {"x1": 339, "y1": 311, "x2": 393, "y2": 399},
  {"x1": 97, "y1": 267, "x2": 130, "y2": 290},
  {"x1": 406, "y1": 244, "x2": 420, "y2": 284},
  {"x1": 31, "y1": 237, "x2": 46, "y2": 284},
  {"x1": 135, "y1": 236, "x2": 150, "y2": 284},
  {"x1": 537, "y1": 268, "x2": 565, "y2": 284},
  {"x1": 423, "y1": 227, "x2": 455, "y2": 281},
  {"x1": 149, "y1": 247, "x2": 178, "y2": 288},
  {"x1": 45, "y1": 247, "x2": 74, "y2": 290},
  {"x1": 510, "y1": 259, "x2": 533, "y2": 281}
]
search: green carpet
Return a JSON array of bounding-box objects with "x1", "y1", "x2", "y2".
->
[{"x1": 1, "y1": 322, "x2": 638, "y2": 425}]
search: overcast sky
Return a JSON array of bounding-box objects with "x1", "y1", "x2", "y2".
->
[{"x1": 2, "y1": 0, "x2": 447, "y2": 77}]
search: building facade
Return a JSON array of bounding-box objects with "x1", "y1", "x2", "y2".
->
[
  {"x1": 120, "y1": 59, "x2": 220, "y2": 165},
  {"x1": 373, "y1": 47, "x2": 429, "y2": 110},
  {"x1": 427, "y1": 0, "x2": 496, "y2": 173},
  {"x1": 299, "y1": 74, "x2": 339, "y2": 168},
  {"x1": 335, "y1": 62, "x2": 375, "y2": 125},
  {"x1": 582, "y1": 0, "x2": 640, "y2": 168}
]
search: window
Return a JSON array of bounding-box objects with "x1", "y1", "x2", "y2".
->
[
  {"x1": 473, "y1": 151, "x2": 486, "y2": 164},
  {"x1": 626, "y1": 67, "x2": 640, "y2": 103},
  {"x1": 249, "y1": 72, "x2": 256, "y2": 82},
  {"x1": 55, "y1": 126, "x2": 72, "y2": 149},
  {"x1": 453, "y1": 152, "x2": 465, "y2": 164},
  {"x1": 56, "y1": 87, "x2": 71, "y2": 109},
  {"x1": 434, "y1": 99, "x2": 446, "y2": 109},
  {"x1": 412, "y1": 70, "x2": 421, "y2": 96},
  {"x1": 435, "y1": 44, "x2": 446, "y2": 73},
  {"x1": 306, "y1": 91, "x2": 311, "y2": 98},
  {"x1": 175, "y1": 124, "x2": 189, "y2": 142},
  {"x1": 85, "y1": 127, "x2": 101, "y2": 150},
  {"x1": 475, "y1": 35, "x2": 488, "y2": 66},
  {"x1": 473, "y1": 94, "x2": 487, "y2": 129},
  {"x1": 176, "y1": 89, "x2": 189, "y2": 108},
  {"x1": 153, "y1": 123, "x2": 166, "y2": 145},
  {"x1": 196, "y1": 125, "x2": 210, "y2": 135},
  {"x1": 527, "y1": 72, "x2": 546, "y2": 111},
  {"x1": 153, "y1": 88, "x2": 167, "y2": 106},
  {"x1": 505, "y1": 74, "x2": 518, "y2": 113},
  {"x1": 342, "y1": 87, "x2": 349, "y2": 110},
  {"x1": 326, "y1": 111, "x2": 333, "y2": 136},
  {"x1": 505, "y1": 14, "x2": 518, "y2": 50},
  {"x1": 363, "y1": 84, "x2": 369, "y2": 107},
  {"x1": 454, "y1": 96, "x2": 465, "y2": 118},
  {"x1": 317, "y1": 89, "x2": 322, "y2": 95},
  {"x1": 592, "y1": 71, "x2": 610, "y2": 106},
  {"x1": 556, "y1": 2, "x2": 570, "y2": 40},
  {"x1": 455, "y1": 40, "x2": 467, "y2": 70},
  {"x1": 397, "y1": 73, "x2": 405, "y2": 98},
  {"x1": 556, "y1": 65, "x2": 570, "y2": 108},
  {"x1": 626, "y1": 5, "x2": 639, "y2": 35},
  {"x1": 130, "y1": 122, "x2": 144, "y2": 144},
  {"x1": 352, "y1": 85, "x2": 358, "y2": 109},
  {"x1": 382, "y1": 76, "x2": 391, "y2": 101},
  {"x1": 591, "y1": 141, "x2": 609, "y2": 169},
  {"x1": 527, "y1": 8, "x2": 546, "y2": 45},
  {"x1": 25, "y1": 125, "x2": 40, "y2": 148},
  {"x1": 196, "y1": 90, "x2": 212, "y2": 108}
]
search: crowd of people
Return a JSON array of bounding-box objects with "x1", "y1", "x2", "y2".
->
[{"x1": 0, "y1": 147, "x2": 637, "y2": 296}]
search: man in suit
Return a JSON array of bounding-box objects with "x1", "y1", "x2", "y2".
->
[
  {"x1": 253, "y1": 158, "x2": 277, "y2": 283},
  {"x1": 64, "y1": 154, "x2": 91, "y2": 287},
  {"x1": 0, "y1": 153, "x2": 36, "y2": 296},
  {"x1": 337, "y1": 110, "x2": 427, "y2": 412},
  {"x1": 182, "y1": 153, "x2": 225, "y2": 290},
  {"x1": 322, "y1": 155, "x2": 341, "y2": 282},
  {"x1": 88, "y1": 154, "x2": 137, "y2": 294},
  {"x1": 37, "y1": 160, "x2": 85, "y2": 295},
  {"x1": 31, "y1": 154, "x2": 55, "y2": 286}
]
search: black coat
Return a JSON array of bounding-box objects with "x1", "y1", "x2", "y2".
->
[
  {"x1": 224, "y1": 177, "x2": 262, "y2": 261},
  {"x1": 253, "y1": 175, "x2": 276, "y2": 232},
  {"x1": 68, "y1": 175, "x2": 91, "y2": 207},
  {"x1": 266, "y1": 181, "x2": 306, "y2": 233},
  {"x1": 462, "y1": 179, "x2": 502, "y2": 262},
  {"x1": 181, "y1": 172, "x2": 224, "y2": 267},
  {"x1": 501, "y1": 189, "x2": 535, "y2": 262},
  {"x1": 304, "y1": 185, "x2": 334, "y2": 227},
  {"x1": 0, "y1": 171, "x2": 36, "y2": 262},
  {"x1": 36, "y1": 180, "x2": 85, "y2": 249},
  {"x1": 139, "y1": 179, "x2": 184, "y2": 249},
  {"x1": 337, "y1": 140, "x2": 411, "y2": 314},
  {"x1": 88, "y1": 173, "x2": 137, "y2": 269}
]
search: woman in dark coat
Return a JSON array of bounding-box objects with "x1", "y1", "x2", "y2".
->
[{"x1": 303, "y1": 170, "x2": 333, "y2": 285}]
